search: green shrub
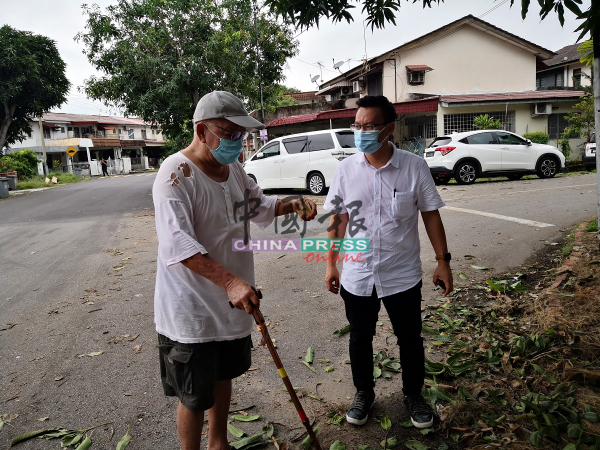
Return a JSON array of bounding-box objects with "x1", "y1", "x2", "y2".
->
[
  {"x1": 522, "y1": 131, "x2": 550, "y2": 144},
  {"x1": 585, "y1": 218, "x2": 598, "y2": 233},
  {"x1": 0, "y1": 149, "x2": 39, "y2": 179},
  {"x1": 473, "y1": 114, "x2": 502, "y2": 130}
]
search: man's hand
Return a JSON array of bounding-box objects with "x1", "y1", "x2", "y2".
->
[
  {"x1": 433, "y1": 262, "x2": 453, "y2": 296},
  {"x1": 296, "y1": 198, "x2": 317, "y2": 221},
  {"x1": 224, "y1": 277, "x2": 260, "y2": 314},
  {"x1": 326, "y1": 265, "x2": 340, "y2": 294}
]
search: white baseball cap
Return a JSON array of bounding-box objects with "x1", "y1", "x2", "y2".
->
[{"x1": 193, "y1": 91, "x2": 265, "y2": 129}]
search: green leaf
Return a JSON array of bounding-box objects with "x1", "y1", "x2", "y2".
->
[
  {"x1": 380, "y1": 414, "x2": 392, "y2": 430},
  {"x1": 301, "y1": 361, "x2": 317, "y2": 373},
  {"x1": 227, "y1": 422, "x2": 245, "y2": 437},
  {"x1": 437, "y1": 444, "x2": 449, "y2": 450},
  {"x1": 530, "y1": 431, "x2": 543, "y2": 447},
  {"x1": 567, "y1": 423, "x2": 581, "y2": 438},
  {"x1": 471, "y1": 265, "x2": 489, "y2": 270},
  {"x1": 62, "y1": 433, "x2": 84, "y2": 446},
  {"x1": 231, "y1": 414, "x2": 261, "y2": 422},
  {"x1": 458, "y1": 272, "x2": 467, "y2": 280},
  {"x1": 419, "y1": 428, "x2": 433, "y2": 435},
  {"x1": 404, "y1": 440, "x2": 428, "y2": 450},
  {"x1": 325, "y1": 366, "x2": 334, "y2": 373},
  {"x1": 373, "y1": 365, "x2": 382, "y2": 378},
  {"x1": 380, "y1": 436, "x2": 397, "y2": 448},
  {"x1": 231, "y1": 432, "x2": 264, "y2": 449},
  {"x1": 10, "y1": 429, "x2": 62, "y2": 446},
  {"x1": 317, "y1": 359, "x2": 330, "y2": 364},
  {"x1": 583, "y1": 411, "x2": 600, "y2": 423},
  {"x1": 333, "y1": 325, "x2": 350, "y2": 335},
  {"x1": 262, "y1": 423, "x2": 274, "y2": 438},
  {"x1": 116, "y1": 425, "x2": 131, "y2": 450},
  {"x1": 330, "y1": 441, "x2": 347, "y2": 450},
  {"x1": 563, "y1": 444, "x2": 577, "y2": 450},
  {"x1": 301, "y1": 423, "x2": 320, "y2": 449},
  {"x1": 400, "y1": 420, "x2": 413, "y2": 428},
  {"x1": 358, "y1": 446, "x2": 376, "y2": 450},
  {"x1": 305, "y1": 346, "x2": 314, "y2": 363},
  {"x1": 74, "y1": 436, "x2": 92, "y2": 450}
]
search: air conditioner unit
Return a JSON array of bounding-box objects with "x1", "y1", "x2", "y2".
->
[
  {"x1": 67, "y1": 131, "x2": 75, "y2": 138},
  {"x1": 532, "y1": 102, "x2": 552, "y2": 116},
  {"x1": 409, "y1": 71, "x2": 424, "y2": 84},
  {"x1": 340, "y1": 86, "x2": 351, "y2": 96},
  {"x1": 352, "y1": 81, "x2": 362, "y2": 93}
]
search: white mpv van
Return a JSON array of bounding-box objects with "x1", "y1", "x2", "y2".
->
[{"x1": 243, "y1": 129, "x2": 357, "y2": 194}]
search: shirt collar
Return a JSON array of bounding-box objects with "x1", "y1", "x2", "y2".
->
[{"x1": 356, "y1": 143, "x2": 400, "y2": 168}]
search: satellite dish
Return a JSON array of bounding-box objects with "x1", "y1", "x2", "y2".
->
[
  {"x1": 310, "y1": 74, "x2": 320, "y2": 83},
  {"x1": 333, "y1": 60, "x2": 344, "y2": 70}
]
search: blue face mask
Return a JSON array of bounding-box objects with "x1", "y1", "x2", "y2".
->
[
  {"x1": 354, "y1": 130, "x2": 384, "y2": 154},
  {"x1": 206, "y1": 126, "x2": 244, "y2": 165}
]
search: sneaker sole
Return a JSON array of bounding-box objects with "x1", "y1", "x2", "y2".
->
[
  {"x1": 410, "y1": 417, "x2": 434, "y2": 428},
  {"x1": 346, "y1": 400, "x2": 375, "y2": 426}
]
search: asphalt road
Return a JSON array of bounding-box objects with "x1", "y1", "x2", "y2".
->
[{"x1": 0, "y1": 171, "x2": 596, "y2": 449}]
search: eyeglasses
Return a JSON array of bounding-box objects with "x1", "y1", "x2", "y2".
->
[
  {"x1": 207, "y1": 123, "x2": 248, "y2": 141},
  {"x1": 350, "y1": 123, "x2": 388, "y2": 132}
]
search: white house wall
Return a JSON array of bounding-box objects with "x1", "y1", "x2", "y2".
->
[{"x1": 382, "y1": 25, "x2": 536, "y2": 102}]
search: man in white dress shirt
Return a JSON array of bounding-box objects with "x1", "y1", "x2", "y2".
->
[
  {"x1": 153, "y1": 91, "x2": 316, "y2": 450},
  {"x1": 324, "y1": 95, "x2": 453, "y2": 428}
]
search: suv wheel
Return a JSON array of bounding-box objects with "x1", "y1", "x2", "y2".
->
[
  {"x1": 308, "y1": 172, "x2": 325, "y2": 195},
  {"x1": 454, "y1": 161, "x2": 477, "y2": 185},
  {"x1": 536, "y1": 156, "x2": 558, "y2": 179}
]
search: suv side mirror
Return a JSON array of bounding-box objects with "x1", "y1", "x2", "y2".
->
[{"x1": 526, "y1": 139, "x2": 532, "y2": 146}]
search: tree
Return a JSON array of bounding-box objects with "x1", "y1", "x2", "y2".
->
[
  {"x1": 264, "y1": 0, "x2": 594, "y2": 36},
  {"x1": 0, "y1": 26, "x2": 70, "y2": 151},
  {"x1": 76, "y1": 0, "x2": 298, "y2": 145},
  {"x1": 264, "y1": 84, "x2": 301, "y2": 114}
]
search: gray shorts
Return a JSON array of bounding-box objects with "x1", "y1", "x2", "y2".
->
[{"x1": 157, "y1": 334, "x2": 252, "y2": 411}]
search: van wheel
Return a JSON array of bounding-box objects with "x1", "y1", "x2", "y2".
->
[{"x1": 308, "y1": 172, "x2": 325, "y2": 195}]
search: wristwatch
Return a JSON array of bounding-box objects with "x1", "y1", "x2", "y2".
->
[{"x1": 435, "y1": 252, "x2": 451, "y2": 261}]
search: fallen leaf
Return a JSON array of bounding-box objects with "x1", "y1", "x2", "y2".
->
[
  {"x1": 471, "y1": 265, "x2": 489, "y2": 270},
  {"x1": 54, "y1": 376, "x2": 64, "y2": 381},
  {"x1": 133, "y1": 345, "x2": 142, "y2": 353},
  {"x1": 78, "y1": 351, "x2": 104, "y2": 357},
  {"x1": 123, "y1": 393, "x2": 132, "y2": 396},
  {"x1": 37, "y1": 417, "x2": 49, "y2": 422},
  {"x1": 127, "y1": 334, "x2": 140, "y2": 341}
]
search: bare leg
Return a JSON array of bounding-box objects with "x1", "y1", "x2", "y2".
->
[
  {"x1": 207, "y1": 379, "x2": 232, "y2": 450},
  {"x1": 176, "y1": 402, "x2": 205, "y2": 450}
]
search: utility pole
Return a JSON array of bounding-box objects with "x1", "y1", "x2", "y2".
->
[{"x1": 38, "y1": 116, "x2": 48, "y2": 176}]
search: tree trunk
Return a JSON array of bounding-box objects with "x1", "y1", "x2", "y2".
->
[
  {"x1": 0, "y1": 101, "x2": 17, "y2": 152},
  {"x1": 594, "y1": 1, "x2": 600, "y2": 247}
]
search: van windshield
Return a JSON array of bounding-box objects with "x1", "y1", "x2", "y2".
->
[{"x1": 335, "y1": 131, "x2": 356, "y2": 149}]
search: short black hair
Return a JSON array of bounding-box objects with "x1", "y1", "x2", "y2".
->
[{"x1": 355, "y1": 95, "x2": 397, "y2": 124}]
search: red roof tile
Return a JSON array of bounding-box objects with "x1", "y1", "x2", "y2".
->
[
  {"x1": 283, "y1": 91, "x2": 325, "y2": 102},
  {"x1": 441, "y1": 90, "x2": 585, "y2": 104}
]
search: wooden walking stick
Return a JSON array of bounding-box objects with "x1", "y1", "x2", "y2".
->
[{"x1": 251, "y1": 290, "x2": 322, "y2": 450}]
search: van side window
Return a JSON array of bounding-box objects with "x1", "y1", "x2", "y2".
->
[
  {"x1": 283, "y1": 136, "x2": 308, "y2": 154},
  {"x1": 335, "y1": 131, "x2": 355, "y2": 148},
  {"x1": 308, "y1": 133, "x2": 335, "y2": 151},
  {"x1": 261, "y1": 142, "x2": 280, "y2": 158}
]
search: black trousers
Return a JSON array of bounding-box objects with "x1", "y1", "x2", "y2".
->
[{"x1": 340, "y1": 280, "x2": 424, "y2": 396}]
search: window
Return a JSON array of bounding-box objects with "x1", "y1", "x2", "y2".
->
[
  {"x1": 555, "y1": 73, "x2": 563, "y2": 87},
  {"x1": 43, "y1": 128, "x2": 51, "y2": 139},
  {"x1": 466, "y1": 132, "x2": 495, "y2": 145},
  {"x1": 406, "y1": 115, "x2": 437, "y2": 139},
  {"x1": 118, "y1": 128, "x2": 123, "y2": 135},
  {"x1": 536, "y1": 77, "x2": 547, "y2": 88},
  {"x1": 408, "y1": 71, "x2": 425, "y2": 85},
  {"x1": 128, "y1": 129, "x2": 135, "y2": 139},
  {"x1": 282, "y1": 136, "x2": 308, "y2": 154},
  {"x1": 308, "y1": 133, "x2": 335, "y2": 151},
  {"x1": 495, "y1": 132, "x2": 527, "y2": 145},
  {"x1": 113, "y1": 129, "x2": 118, "y2": 134},
  {"x1": 428, "y1": 137, "x2": 453, "y2": 148},
  {"x1": 335, "y1": 131, "x2": 356, "y2": 148},
  {"x1": 60, "y1": 127, "x2": 65, "y2": 133},
  {"x1": 443, "y1": 111, "x2": 515, "y2": 134},
  {"x1": 141, "y1": 129, "x2": 147, "y2": 139},
  {"x1": 548, "y1": 113, "x2": 578, "y2": 139},
  {"x1": 260, "y1": 142, "x2": 280, "y2": 159},
  {"x1": 573, "y1": 68, "x2": 582, "y2": 87},
  {"x1": 68, "y1": 127, "x2": 73, "y2": 131}
]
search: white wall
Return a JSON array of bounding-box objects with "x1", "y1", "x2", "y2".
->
[{"x1": 382, "y1": 25, "x2": 537, "y2": 102}]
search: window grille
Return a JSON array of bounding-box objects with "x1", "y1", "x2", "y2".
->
[
  {"x1": 405, "y1": 115, "x2": 437, "y2": 139},
  {"x1": 443, "y1": 111, "x2": 515, "y2": 135}
]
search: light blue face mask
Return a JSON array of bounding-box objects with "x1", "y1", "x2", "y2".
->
[
  {"x1": 354, "y1": 128, "x2": 385, "y2": 154},
  {"x1": 206, "y1": 126, "x2": 244, "y2": 165}
]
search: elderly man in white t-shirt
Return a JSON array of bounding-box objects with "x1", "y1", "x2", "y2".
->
[
  {"x1": 153, "y1": 91, "x2": 317, "y2": 450},
  {"x1": 324, "y1": 95, "x2": 453, "y2": 429}
]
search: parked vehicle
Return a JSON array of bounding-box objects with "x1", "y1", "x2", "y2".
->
[
  {"x1": 582, "y1": 132, "x2": 596, "y2": 171},
  {"x1": 424, "y1": 130, "x2": 566, "y2": 185},
  {"x1": 243, "y1": 129, "x2": 357, "y2": 194}
]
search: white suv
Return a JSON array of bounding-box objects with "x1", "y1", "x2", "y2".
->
[
  {"x1": 243, "y1": 129, "x2": 357, "y2": 194},
  {"x1": 582, "y1": 132, "x2": 596, "y2": 171},
  {"x1": 425, "y1": 130, "x2": 566, "y2": 184}
]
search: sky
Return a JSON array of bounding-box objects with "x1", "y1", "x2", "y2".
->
[{"x1": 2, "y1": 0, "x2": 591, "y2": 116}]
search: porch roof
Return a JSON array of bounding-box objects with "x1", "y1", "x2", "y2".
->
[{"x1": 440, "y1": 89, "x2": 585, "y2": 106}]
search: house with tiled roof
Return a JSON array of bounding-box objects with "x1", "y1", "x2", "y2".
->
[
  {"x1": 5, "y1": 112, "x2": 165, "y2": 175},
  {"x1": 265, "y1": 15, "x2": 587, "y2": 158},
  {"x1": 536, "y1": 43, "x2": 591, "y2": 89}
]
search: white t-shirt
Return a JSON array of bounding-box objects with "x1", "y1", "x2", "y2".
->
[
  {"x1": 324, "y1": 146, "x2": 445, "y2": 298},
  {"x1": 152, "y1": 152, "x2": 277, "y2": 343}
]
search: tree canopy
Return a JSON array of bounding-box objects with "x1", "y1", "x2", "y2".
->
[
  {"x1": 264, "y1": 0, "x2": 595, "y2": 38},
  {"x1": 0, "y1": 26, "x2": 70, "y2": 151},
  {"x1": 76, "y1": 0, "x2": 298, "y2": 143}
]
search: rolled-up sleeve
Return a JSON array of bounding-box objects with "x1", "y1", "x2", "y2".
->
[{"x1": 416, "y1": 160, "x2": 445, "y2": 212}]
